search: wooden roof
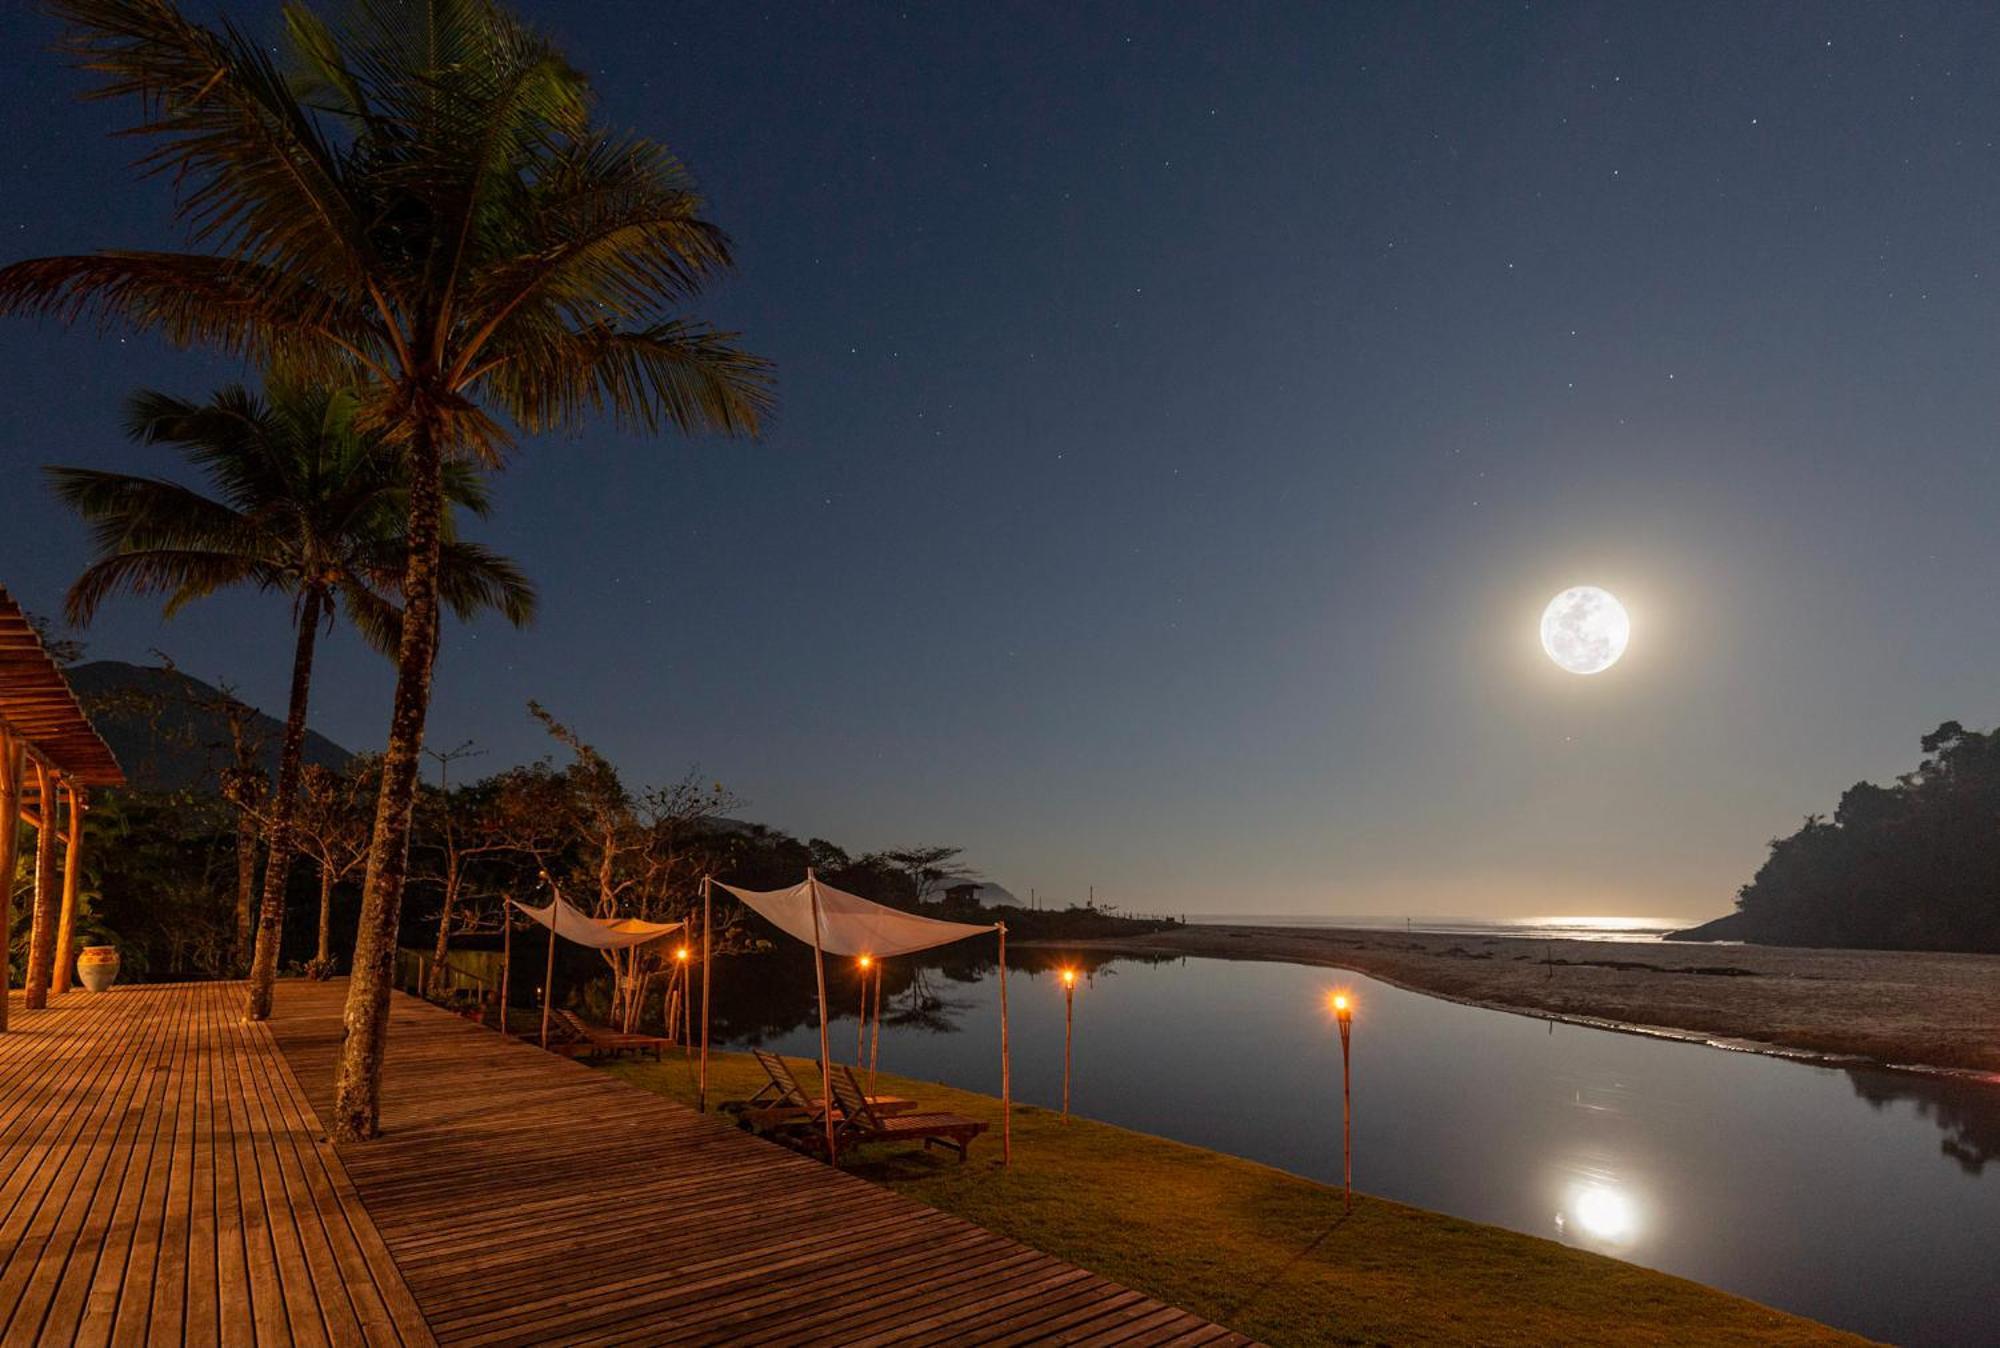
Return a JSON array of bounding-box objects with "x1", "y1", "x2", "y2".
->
[{"x1": 0, "y1": 585, "x2": 124, "y2": 788}]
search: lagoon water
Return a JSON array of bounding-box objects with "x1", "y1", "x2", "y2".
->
[{"x1": 723, "y1": 953, "x2": 2000, "y2": 1345}]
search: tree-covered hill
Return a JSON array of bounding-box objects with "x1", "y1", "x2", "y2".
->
[{"x1": 1677, "y1": 722, "x2": 2000, "y2": 952}]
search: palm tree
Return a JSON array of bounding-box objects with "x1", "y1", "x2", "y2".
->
[
  {"x1": 49, "y1": 382, "x2": 536, "y2": 1022},
  {"x1": 1, "y1": 1, "x2": 771, "y2": 1138}
]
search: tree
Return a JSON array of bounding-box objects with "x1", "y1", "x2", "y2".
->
[
  {"x1": 49, "y1": 382, "x2": 535, "y2": 1017},
  {"x1": 415, "y1": 742, "x2": 516, "y2": 996},
  {"x1": 293, "y1": 760, "x2": 374, "y2": 972},
  {"x1": 2, "y1": 0, "x2": 772, "y2": 1138},
  {"x1": 878, "y1": 845, "x2": 976, "y2": 906},
  {"x1": 1732, "y1": 721, "x2": 2000, "y2": 952},
  {"x1": 523, "y1": 703, "x2": 733, "y2": 1028}
]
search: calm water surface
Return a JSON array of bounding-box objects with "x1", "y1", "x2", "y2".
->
[{"x1": 723, "y1": 954, "x2": 2000, "y2": 1345}]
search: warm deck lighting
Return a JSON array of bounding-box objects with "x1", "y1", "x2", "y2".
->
[
  {"x1": 675, "y1": 946, "x2": 689, "y2": 962},
  {"x1": 1061, "y1": 968, "x2": 1077, "y2": 988},
  {"x1": 858, "y1": 954, "x2": 873, "y2": 969}
]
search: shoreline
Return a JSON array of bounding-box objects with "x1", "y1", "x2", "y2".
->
[{"x1": 1039, "y1": 923, "x2": 2000, "y2": 1079}]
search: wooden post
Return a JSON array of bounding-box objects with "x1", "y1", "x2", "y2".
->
[
  {"x1": 868, "y1": 961, "x2": 883, "y2": 1092},
  {"x1": 52, "y1": 785, "x2": 84, "y2": 996},
  {"x1": 855, "y1": 958, "x2": 870, "y2": 1064},
  {"x1": 699, "y1": 877, "x2": 712, "y2": 1112},
  {"x1": 0, "y1": 734, "x2": 21, "y2": 1033},
  {"x1": 23, "y1": 761, "x2": 57, "y2": 1009},
  {"x1": 1337, "y1": 1000, "x2": 1354, "y2": 1212},
  {"x1": 1063, "y1": 973, "x2": 1074, "y2": 1121},
  {"x1": 539, "y1": 901, "x2": 559, "y2": 1050},
  {"x1": 499, "y1": 901, "x2": 512, "y2": 1035},
  {"x1": 808, "y1": 870, "x2": 837, "y2": 1164},
  {"x1": 997, "y1": 923, "x2": 1011, "y2": 1166}
]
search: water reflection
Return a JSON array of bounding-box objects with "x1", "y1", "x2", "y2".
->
[
  {"x1": 1847, "y1": 1069, "x2": 2000, "y2": 1176},
  {"x1": 1556, "y1": 1175, "x2": 1640, "y2": 1250},
  {"x1": 693, "y1": 951, "x2": 1992, "y2": 1345}
]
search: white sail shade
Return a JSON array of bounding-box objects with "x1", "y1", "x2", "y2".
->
[
  {"x1": 715, "y1": 873, "x2": 994, "y2": 957},
  {"x1": 509, "y1": 894, "x2": 685, "y2": 951}
]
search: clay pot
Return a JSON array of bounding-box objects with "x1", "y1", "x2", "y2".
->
[{"x1": 76, "y1": 946, "x2": 120, "y2": 993}]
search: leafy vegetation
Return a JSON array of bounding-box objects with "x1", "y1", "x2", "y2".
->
[
  {"x1": 48, "y1": 381, "x2": 534, "y2": 1016},
  {"x1": 5, "y1": 0, "x2": 773, "y2": 1139},
  {"x1": 1723, "y1": 721, "x2": 2000, "y2": 952}
]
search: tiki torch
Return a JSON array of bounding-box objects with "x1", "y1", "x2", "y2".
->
[
  {"x1": 1061, "y1": 968, "x2": 1078, "y2": 1121},
  {"x1": 1333, "y1": 991, "x2": 1354, "y2": 1211}
]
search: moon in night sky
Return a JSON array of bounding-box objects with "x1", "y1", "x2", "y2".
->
[{"x1": 1540, "y1": 586, "x2": 1630, "y2": 675}]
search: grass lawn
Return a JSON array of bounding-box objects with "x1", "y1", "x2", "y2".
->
[{"x1": 605, "y1": 1050, "x2": 1866, "y2": 1347}]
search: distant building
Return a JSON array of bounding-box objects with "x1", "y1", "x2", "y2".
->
[{"x1": 943, "y1": 882, "x2": 982, "y2": 906}]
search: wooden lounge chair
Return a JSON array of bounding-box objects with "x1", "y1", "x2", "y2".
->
[
  {"x1": 733, "y1": 1050, "x2": 913, "y2": 1131},
  {"x1": 797, "y1": 1063, "x2": 987, "y2": 1163},
  {"x1": 551, "y1": 1010, "x2": 672, "y2": 1061}
]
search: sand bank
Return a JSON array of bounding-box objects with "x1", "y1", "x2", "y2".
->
[{"x1": 1053, "y1": 924, "x2": 2000, "y2": 1076}]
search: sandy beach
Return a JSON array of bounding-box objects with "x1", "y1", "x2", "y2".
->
[{"x1": 1057, "y1": 924, "x2": 2000, "y2": 1076}]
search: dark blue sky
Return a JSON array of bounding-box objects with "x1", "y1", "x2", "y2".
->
[{"x1": 3, "y1": 3, "x2": 1997, "y2": 920}]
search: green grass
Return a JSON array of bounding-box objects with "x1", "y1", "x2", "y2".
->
[{"x1": 606, "y1": 1050, "x2": 1865, "y2": 1346}]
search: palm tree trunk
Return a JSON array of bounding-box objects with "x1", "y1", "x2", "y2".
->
[
  {"x1": 334, "y1": 421, "x2": 446, "y2": 1142},
  {"x1": 243, "y1": 588, "x2": 323, "y2": 1020},
  {"x1": 234, "y1": 810, "x2": 257, "y2": 974},
  {"x1": 317, "y1": 862, "x2": 334, "y2": 966}
]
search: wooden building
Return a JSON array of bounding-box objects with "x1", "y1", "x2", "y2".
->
[{"x1": 0, "y1": 584, "x2": 123, "y2": 1027}]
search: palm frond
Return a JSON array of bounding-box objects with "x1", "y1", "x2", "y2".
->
[
  {"x1": 0, "y1": 251, "x2": 376, "y2": 374},
  {"x1": 435, "y1": 540, "x2": 536, "y2": 627},
  {"x1": 64, "y1": 549, "x2": 282, "y2": 627},
  {"x1": 50, "y1": 0, "x2": 374, "y2": 298},
  {"x1": 488, "y1": 320, "x2": 774, "y2": 437}
]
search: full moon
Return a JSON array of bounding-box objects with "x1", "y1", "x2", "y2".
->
[{"x1": 1540, "y1": 586, "x2": 1630, "y2": 675}]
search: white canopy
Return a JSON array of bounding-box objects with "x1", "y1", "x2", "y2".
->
[
  {"x1": 700, "y1": 870, "x2": 1012, "y2": 1165},
  {"x1": 509, "y1": 894, "x2": 684, "y2": 951},
  {"x1": 715, "y1": 873, "x2": 995, "y2": 957}
]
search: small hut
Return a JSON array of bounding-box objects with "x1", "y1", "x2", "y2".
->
[{"x1": 0, "y1": 585, "x2": 125, "y2": 1026}]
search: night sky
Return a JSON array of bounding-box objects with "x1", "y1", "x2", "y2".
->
[{"x1": 3, "y1": 3, "x2": 1997, "y2": 922}]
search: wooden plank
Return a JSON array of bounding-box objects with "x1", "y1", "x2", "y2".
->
[
  {"x1": 265, "y1": 980, "x2": 1239, "y2": 1347},
  {"x1": 5, "y1": 980, "x2": 1238, "y2": 1346},
  {"x1": 0, "y1": 983, "x2": 430, "y2": 1348}
]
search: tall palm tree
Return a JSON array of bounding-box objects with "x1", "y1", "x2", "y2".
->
[
  {"x1": 1, "y1": 1, "x2": 771, "y2": 1138},
  {"x1": 49, "y1": 382, "x2": 536, "y2": 1022}
]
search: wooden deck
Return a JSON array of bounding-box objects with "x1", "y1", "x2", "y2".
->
[
  {"x1": 3, "y1": 979, "x2": 1248, "y2": 1346},
  {"x1": 0, "y1": 981, "x2": 429, "y2": 1346}
]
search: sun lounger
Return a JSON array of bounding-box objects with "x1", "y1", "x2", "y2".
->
[
  {"x1": 731, "y1": 1049, "x2": 913, "y2": 1129},
  {"x1": 551, "y1": 1010, "x2": 672, "y2": 1061},
  {"x1": 794, "y1": 1063, "x2": 987, "y2": 1162}
]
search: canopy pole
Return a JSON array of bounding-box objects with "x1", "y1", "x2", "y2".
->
[
  {"x1": 699, "y1": 877, "x2": 712, "y2": 1111},
  {"x1": 53, "y1": 785, "x2": 85, "y2": 996},
  {"x1": 0, "y1": 734, "x2": 22, "y2": 1033},
  {"x1": 868, "y1": 961, "x2": 883, "y2": 1092},
  {"x1": 499, "y1": 901, "x2": 512, "y2": 1035},
  {"x1": 855, "y1": 961, "x2": 869, "y2": 1064},
  {"x1": 539, "y1": 905, "x2": 559, "y2": 1050},
  {"x1": 998, "y1": 922, "x2": 1012, "y2": 1166},
  {"x1": 808, "y1": 869, "x2": 837, "y2": 1164}
]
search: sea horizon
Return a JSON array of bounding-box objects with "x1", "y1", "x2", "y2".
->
[{"x1": 1183, "y1": 913, "x2": 1692, "y2": 942}]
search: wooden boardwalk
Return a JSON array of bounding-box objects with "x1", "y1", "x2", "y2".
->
[
  {"x1": 3, "y1": 979, "x2": 1247, "y2": 1346},
  {"x1": 0, "y1": 981, "x2": 429, "y2": 1346}
]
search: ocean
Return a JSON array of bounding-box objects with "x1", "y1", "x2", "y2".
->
[{"x1": 1183, "y1": 913, "x2": 1688, "y2": 942}]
